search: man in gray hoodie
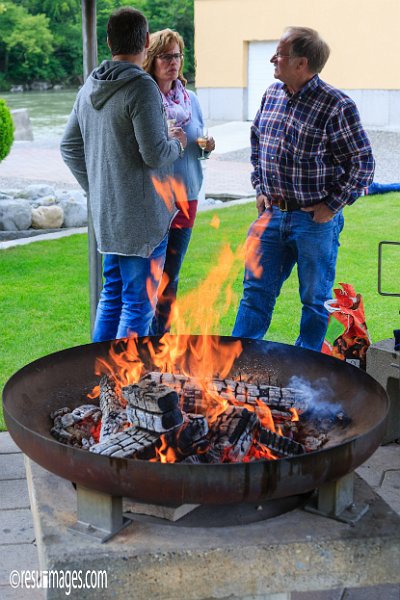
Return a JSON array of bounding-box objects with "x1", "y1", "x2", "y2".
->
[{"x1": 60, "y1": 7, "x2": 186, "y2": 342}]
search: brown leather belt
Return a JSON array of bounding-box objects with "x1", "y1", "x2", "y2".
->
[{"x1": 270, "y1": 198, "x2": 301, "y2": 212}]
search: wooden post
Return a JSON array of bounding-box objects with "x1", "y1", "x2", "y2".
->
[{"x1": 81, "y1": 0, "x2": 102, "y2": 335}]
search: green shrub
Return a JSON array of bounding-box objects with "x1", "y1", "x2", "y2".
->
[{"x1": 0, "y1": 98, "x2": 14, "y2": 161}]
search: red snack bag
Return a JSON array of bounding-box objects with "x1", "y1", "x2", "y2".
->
[{"x1": 321, "y1": 283, "x2": 371, "y2": 369}]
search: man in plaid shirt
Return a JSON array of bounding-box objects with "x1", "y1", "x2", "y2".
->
[{"x1": 233, "y1": 27, "x2": 375, "y2": 351}]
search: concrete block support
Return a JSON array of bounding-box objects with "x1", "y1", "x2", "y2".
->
[
  {"x1": 26, "y1": 459, "x2": 400, "y2": 600},
  {"x1": 366, "y1": 339, "x2": 400, "y2": 444}
]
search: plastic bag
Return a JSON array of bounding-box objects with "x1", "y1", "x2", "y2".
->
[{"x1": 321, "y1": 283, "x2": 371, "y2": 370}]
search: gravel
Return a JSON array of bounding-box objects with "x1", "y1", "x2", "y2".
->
[
  {"x1": 217, "y1": 129, "x2": 400, "y2": 184},
  {"x1": 0, "y1": 127, "x2": 398, "y2": 204}
]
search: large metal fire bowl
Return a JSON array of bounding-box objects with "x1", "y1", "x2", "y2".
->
[{"x1": 3, "y1": 336, "x2": 389, "y2": 505}]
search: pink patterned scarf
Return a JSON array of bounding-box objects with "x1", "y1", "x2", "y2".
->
[{"x1": 161, "y1": 79, "x2": 192, "y2": 127}]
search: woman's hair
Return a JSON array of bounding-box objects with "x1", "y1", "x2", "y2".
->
[
  {"x1": 284, "y1": 27, "x2": 330, "y2": 73},
  {"x1": 143, "y1": 28, "x2": 187, "y2": 86}
]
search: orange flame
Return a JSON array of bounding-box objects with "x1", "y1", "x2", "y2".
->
[
  {"x1": 145, "y1": 253, "x2": 166, "y2": 317},
  {"x1": 152, "y1": 175, "x2": 189, "y2": 218},
  {"x1": 255, "y1": 398, "x2": 276, "y2": 432},
  {"x1": 93, "y1": 336, "x2": 144, "y2": 398},
  {"x1": 290, "y1": 407, "x2": 300, "y2": 422},
  {"x1": 87, "y1": 385, "x2": 100, "y2": 400},
  {"x1": 151, "y1": 434, "x2": 178, "y2": 463},
  {"x1": 170, "y1": 243, "x2": 245, "y2": 336},
  {"x1": 245, "y1": 440, "x2": 278, "y2": 461},
  {"x1": 210, "y1": 214, "x2": 220, "y2": 229},
  {"x1": 87, "y1": 178, "x2": 282, "y2": 462},
  {"x1": 244, "y1": 211, "x2": 272, "y2": 279}
]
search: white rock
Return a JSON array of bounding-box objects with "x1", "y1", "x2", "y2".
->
[
  {"x1": 57, "y1": 190, "x2": 88, "y2": 228},
  {"x1": 0, "y1": 192, "x2": 13, "y2": 201},
  {"x1": 19, "y1": 184, "x2": 56, "y2": 201},
  {"x1": 31, "y1": 205, "x2": 64, "y2": 229},
  {"x1": 29, "y1": 194, "x2": 57, "y2": 208},
  {"x1": 0, "y1": 199, "x2": 32, "y2": 230},
  {"x1": 0, "y1": 189, "x2": 22, "y2": 198}
]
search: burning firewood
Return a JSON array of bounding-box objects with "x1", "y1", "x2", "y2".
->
[
  {"x1": 90, "y1": 426, "x2": 159, "y2": 458},
  {"x1": 164, "y1": 413, "x2": 209, "y2": 458},
  {"x1": 50, "y1": 404, "x2": 101, "y2": 447},
  {"x1": 224, "y1": 408, "x2": 259, "y2": 462},
  {"x1": 123, "y1": 378, "x2": 183, "y2": 433},
  {"x1": 99, "y1": 375, "x2": 129, "y2": 441},
  {"x1": 127, "y1": 406, "x2": 183, "y2": 433},
  {"x1": 138, "y1": 371, "x2": 308, "y2": 416},
  {"x1": 258, "y1": 427, "x2": 305, "y2": 458},
  {"x1": 122, "y1": 377, "x2": 180, "y2": 413},
  {"x1": 50, "y1": 368, "x2": 350, "y2": 463},
  {"x1": 208, "y1": 406, "x2": 259, "y2": 462}
]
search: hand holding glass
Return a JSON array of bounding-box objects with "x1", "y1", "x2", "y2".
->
[{"x1": 197, "y1": 127, "x2": 209, "y2": 160}]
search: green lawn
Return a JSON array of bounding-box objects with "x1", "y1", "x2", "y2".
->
[{"x1": 1, "y1": 193, "x2": 399, "y2": 429}]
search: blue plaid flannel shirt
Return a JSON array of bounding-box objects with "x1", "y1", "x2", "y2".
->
[{"x1": 251, "y1": 75, "x2": 375, "y2": 212}]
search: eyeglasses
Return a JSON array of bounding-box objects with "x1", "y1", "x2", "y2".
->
[
  {"x1": 157, "y1": 53, "x2": 184, "y2": 63},
  {"x1": 272, "y1": 52, "x2": 293, "y2": 59}
]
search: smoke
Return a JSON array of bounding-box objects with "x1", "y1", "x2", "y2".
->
[{"x1": 288, "y1": 375, "x2": 343, "y2": 418}]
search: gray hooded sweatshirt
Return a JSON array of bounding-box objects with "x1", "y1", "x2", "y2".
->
[{"x1": 60, "y1": 60, "x2": 181, "y2": 256}]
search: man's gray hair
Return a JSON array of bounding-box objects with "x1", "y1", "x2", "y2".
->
[
  {"x1": 107, "y1": 7, "x2": 148, "y2": 56},
  {"x1": 284, "y1": 27, "x2": 330, "y2": 73}
]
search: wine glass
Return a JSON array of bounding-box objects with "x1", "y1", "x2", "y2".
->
[
  {"x1": 167, "y1": 118, "x2": 176, "y2": 131},
  {"x1": 197, "y1": 126, "x2": 209, "y2": 160}
]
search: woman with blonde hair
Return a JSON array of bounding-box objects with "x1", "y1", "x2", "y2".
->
[{"x1": 144, "y1": 28, "x2": 215, "y2": 335}]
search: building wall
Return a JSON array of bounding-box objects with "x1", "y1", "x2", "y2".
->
[{"x1": 194, "y1": 0, "x2": 400, "y2": 126}]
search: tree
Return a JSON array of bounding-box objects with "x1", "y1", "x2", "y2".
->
[
  {"x1": 96, "y1": 0, "x2": 195, "y2": 81},
  {"x1": 0, "y1": 98, "x2": 14, "y2": 161},
  {"x1": 15, "y1": 0, "x2": 83, "y2": 83},
  {"x1": 0, "y1": 0, "x2": 195, "y2": 87},
  {"x1": 0, "y1": 1, "x2": 54, "y2": 83}
]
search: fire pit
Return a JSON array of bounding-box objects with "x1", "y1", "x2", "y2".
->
[{"x1": 3, "y1": 336, "x2": 388, "y2": 509}]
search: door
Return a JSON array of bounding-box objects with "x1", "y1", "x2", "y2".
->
[{"x1": 247, "y1": 41, "x2": 277, "y2": 121}]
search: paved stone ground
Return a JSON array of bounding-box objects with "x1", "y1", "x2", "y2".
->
[{"x1": 0, "y1": 433, "x2": 44, "y2": 599}]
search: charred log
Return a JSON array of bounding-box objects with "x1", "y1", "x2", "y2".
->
[
  {"x1": 259, "y1": 427, "x2": 305, "y2": 457},
  {"x1": 140, "y1": 372, "x2": 308, "y2": 415},
  {"x1": 99, "y1": 375, "x2": 128, "y2": 441},
  {"x1": 122, "y1": 378, "x2": 179, "y2": 413},
  {"x1": 208, "y1": 406, "x2": 259, "y2": 462},
  {"x1": 127, "y1": 406, "x2": 183, "y2": 433},
  {"x1": 164, "y1": 413, "x2": 209, "y2": 458},
  {"x1": 50, "y1": 405, "x2": 101, "y2": 447},
  {"x1": 90, "y1": 426, "x2": 159, "y2": 458},
  {"x1": 124, "y1": 378, "x2": 183, "y2": 433}
]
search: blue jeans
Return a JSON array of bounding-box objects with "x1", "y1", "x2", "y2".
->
[
  {"x1": 92, "y1": 236, "x2": 168, "y2": 342},
  {"x1": 149, "y1": 227, "x2": 193, "y2": 336},
  {"x1": 232, "y1": 207, "x2": 344, "y2": 351}
]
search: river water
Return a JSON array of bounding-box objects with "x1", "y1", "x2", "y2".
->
[
  {"x1": 1, "y1": 84, "x2": 197, "y2": 144},
  {"x1": 2, "y1": 89, "x2": 77, "y2": 143}
]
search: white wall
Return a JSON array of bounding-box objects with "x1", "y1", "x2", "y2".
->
[{"x1": 198, "y1": 87, "x2": 400, "y2": 129}]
